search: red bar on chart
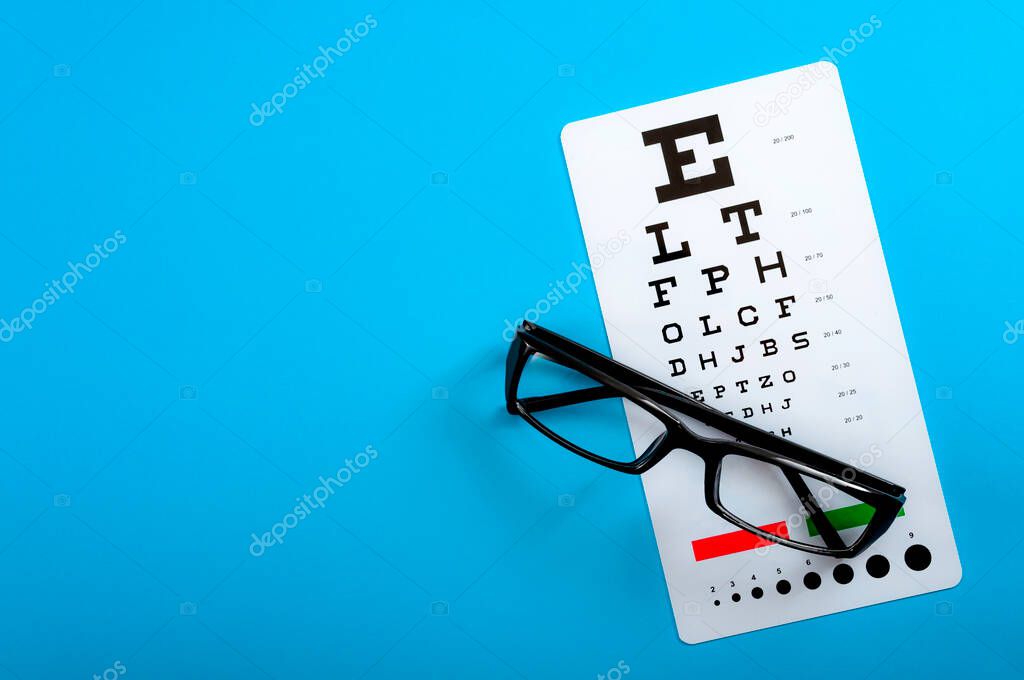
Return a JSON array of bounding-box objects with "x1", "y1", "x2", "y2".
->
[{"x1": 691, "y1": 521, "x2": 790, "y2": 561}]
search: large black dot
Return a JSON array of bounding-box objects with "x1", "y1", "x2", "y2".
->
[
  {"x1": 731, "y1": 592, "x2": 741, "y2": 603},
  {"x1": 751, "y1": 586, "x2": 764, "y2": 599},
  {"x1": 776, "y1": 579, "x2": 792, "y2": 595},
  {"x1": 833, "y1": 563, "x2": 854, "y2": 585},
  {"x1": 803, "y1": 572, "x2": 822, "y2": 590},
  {"x1": 866, "y1": 554, "x2": 890, "y2": 578},
  {"x1": 904, "y1": 544, "x2": 932, "y2": 571}
]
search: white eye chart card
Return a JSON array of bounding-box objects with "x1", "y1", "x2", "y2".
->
[{"x1": 561, "y1": 63, "x2": 961, "y2": 643}]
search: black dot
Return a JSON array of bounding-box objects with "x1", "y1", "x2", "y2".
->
[
  {"x1": 731, "y1": 592, "x2": 741, "y2": 603},
  {"x1": 904, "y1": 544, "x2": 932, "y2": 571},
  {"x1": 803, "y1": 572, "x2": 821, "y2": 590},
  {"x1": 833, "y1": 563, "x2": 854, "y2": 585},
  {"x1": 751, "y1": 586, "x2": 764, "y2": 599},
  {"x1": 866, "y1": 554, "x2": 890, "y2": 578},
  {"x1": 776, "y1": 579, "x2": 792, "y2": 595},
  {"x1": 713, "y1": 599, "x2": 720, "y2": 606}
]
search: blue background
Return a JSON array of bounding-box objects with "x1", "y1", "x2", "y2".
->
[{"x1": 1, "y1": 0, "x2": 1022, "y2": 677}]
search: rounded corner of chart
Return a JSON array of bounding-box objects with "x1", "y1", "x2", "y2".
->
[
  {"x1": 942, "y1": 555, "x2": 964, "y2": 590},
  {"x1": 813, "y1": 59, "x2": 840, "y2": 79},
  {"x1": 560, "y1": 119, "x2": 582, "y2": 150},
  {"x1": 677, "y1": 625, "x2": 708, "y2": 646}
]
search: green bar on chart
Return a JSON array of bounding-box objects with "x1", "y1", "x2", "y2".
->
[{"x1": 807, "y1": 503, "x2": 906, "y2": 537}]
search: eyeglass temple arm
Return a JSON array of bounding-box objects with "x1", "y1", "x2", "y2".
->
[
  {"x1": 781, "y1": 468, "x2": 845, "y2": 551},
  {"x1": 517, "y1": 382, "x2": 701, "y2": 414},
  {"x1": 517, "y1": 386, "x2": 618, "y2": 413},
  {"x1": 518, "y1": 383, "x2": 745, "y2": 419}
]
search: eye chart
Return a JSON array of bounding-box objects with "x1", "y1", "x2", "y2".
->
[{"x1": 561, "y1": 63, "x2": 961, "y2": 643}]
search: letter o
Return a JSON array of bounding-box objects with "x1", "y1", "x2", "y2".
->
[{"x1": 662, "y1": 322, "x2": 683, "y2": 344}]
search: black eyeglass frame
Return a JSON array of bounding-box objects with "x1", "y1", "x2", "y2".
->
[{"x1": 505, "y1": 321, "x2": 907, "y2": 559}]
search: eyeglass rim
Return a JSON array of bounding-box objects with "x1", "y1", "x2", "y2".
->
[{"x1": 505, "y1": 321, "x2": 907, "y2": 557}]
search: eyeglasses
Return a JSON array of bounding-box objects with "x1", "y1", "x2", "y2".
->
[{"x1": 505, "y1": 321, "x2": 906, "y2": 558}]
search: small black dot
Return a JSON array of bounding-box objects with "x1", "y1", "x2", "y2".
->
[
  {"x1": 904, "y1": 544, "x2": 932, "y2": 571},
  {"x1": 713, "y1": 599, "x2": 720, "y2": 606},
  {"x1": 803, "y1": 572, "x2": 822, "y2": 590},
  {"x1": 731, "y1": 592, "x2": 741, "y2": 603},
  {"x1": 776, "y1": 579, "x2": 792, "y2": 595},
  {"x1": 833, "y1": 563, "x2": 854, "y2": 585},
  {"x1": 866, "y1": 554, "x2": 890, "y2": 578},
  {"x1": 751, "y1": 586, "x2": 764, "y2": 599}
]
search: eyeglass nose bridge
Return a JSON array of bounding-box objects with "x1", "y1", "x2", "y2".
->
[
  {"x1": 633, "y1": 430, "x2": 671, "y2": 473},
  {"x1": 622, "y1": 405, "x2": 722, "y2": 473}
]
